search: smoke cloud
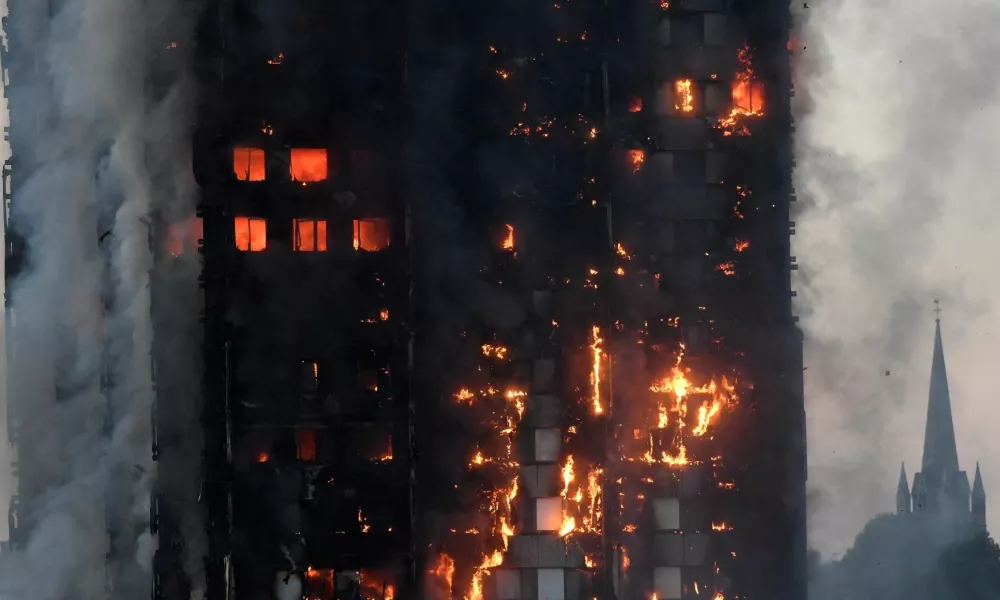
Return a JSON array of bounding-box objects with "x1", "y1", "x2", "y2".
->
[
  {"x1": 0, "y1": 0, "x2": 198, "y2": 598},
  {"x1": 794, "y1": 0, "x2": 1000, "y2": 557}
]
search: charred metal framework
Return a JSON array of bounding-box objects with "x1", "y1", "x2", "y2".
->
[{"x1": 2, "y1": 1, "x2": 803, "y2": 600}]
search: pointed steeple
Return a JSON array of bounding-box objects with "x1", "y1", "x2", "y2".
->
[
  {"x1": 972, "y1": 463, "x2": 986, "y2": 530},
  {"x1": 920, "y1": 311, "x2": 960, "y2": 474},
  {"x1": 972, "y1": 463, "x2": 985, "y2": 499},
  {"x1": 897, "y1": 463, "x2": 911, "y2": 514}
]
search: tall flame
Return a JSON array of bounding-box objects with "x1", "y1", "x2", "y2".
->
[
  {"x1": 716, "y1": 45, "x2": 764, "y2": 136},
  {"x1": 674, "y1": 79, "x2": 694, "y2": 113},
  {"x1": 591, "y1": 326, "x2": 604, "y2": 415},
  {"x1": 502, "y1": 224, "x2": 515, "y2": 250}
]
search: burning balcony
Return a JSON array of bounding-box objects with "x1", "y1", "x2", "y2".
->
[
  {"x1": 233, "y1": 147, "x2": 266, "y2": 181},
  {"x1": 353, "y1": 218, "x2": 391, "y2": 252},
  {"x1": 290, "y1": 148, "x2": 329, "y2": 183},
  {"x1": 294, "y1": 219, "x2": 328, "y2": 252},
  {"x1": 234, "y1": 217, "x2": 267, "y2": 252}
]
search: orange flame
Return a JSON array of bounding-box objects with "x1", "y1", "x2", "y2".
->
[
  {"x1": 591, "y1": 326, "x2": 604, "y2": 415},
  {"x1": 455, "y1": 388, "x2": 475, "y2": 403},
  {"x1": 711, "y1": 522, "x2": 732, "y2": 531},
  {"x1": 561, "y1": 456, "x2": 576, "y2": 498},
  {"x1": 674, "y1": 79, "x2": 694, "y2": 113},
  {"x1": 502, "y1": 224, "x2": 515, "y2": 250},
  {"x1": 430, "y1": 553, "x2": 456, "y2": 595},
  {"x1": 257, "y1": 451, "x2": 268, "y2": 463},
  {"x1": 735, "y1": 239, "x2": 750, "y2": 252},
  {"x1": 482, "y1": 344, "x2": 509, "y2": 359},
  {"x1": 649, "y1": 344, "x2": 738, "y2": 439},
  {"x1": 558, "y1": 514, "x2": 576, "y2": 538},
  {"x1": 615, "y1": 242, "x2": 632, "y2": 260},
  {"x1": 716, "y1": 45, "x2": 765, "y2": 136},
  {"x1": 629, "y1": 96, "x2": 643, "y2": 113},
  {"x1": 628, "y1": 149, "x2": 646, "y2": 174}
]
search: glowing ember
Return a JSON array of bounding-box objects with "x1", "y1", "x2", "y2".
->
[
  {"x1": 659, "y1": 0, "x2": 669, "y2": 8},
  {"x1": 590, "y1": 326, "x2": 604, "y2": 415},
  {"x1": 735, "y1": 239, "x2": 750, "y2": 252},
  {"x1": 257, "y1": 452, "x2": 268, "y2": 463},
  {"x1": 615, "y1": 266, "x2": 625, "y2": 276},
  {"x1": 482, "y1": 344, "x2": 509, "y2": 359},
  {"x1": 615, "y1": 242, "x2": 632, "y2": 260},
  {"x1": 628, "y1": 149, "x2": 646, "y2": 174},
  {"x1": 715, "y1": 262, "x2": 736, "y2": 276},
  {"x1": 502, "y1": 224, "x2": 515, "y2": 250},
  {"x1": 380, "y1": 308, "x2": 389, "y2": 321},
  {"x1": 267, "y1": 52, "x2": 284, "y2": 65},
  {"x1": 629, "y1": 96, "x2": 643, "y2": 113},
  {"x1": 455, "y1": 388, "x2": 475, "y2": 403},
  {"x1": 623, "y1": 524, "x2": 637, "y2": 533},
  {"x1": 674, "y1": 79, "x2": 694, "y2": 113},
  {"x1": 497, "y1": 69, "x2": 511, "y2": 79}
]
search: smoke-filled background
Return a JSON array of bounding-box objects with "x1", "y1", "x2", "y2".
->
[
  {"x1": 794, "y1": 0, "x2": 1000, "y2": 558},
  {"x1": 0, "y1": 0, "x2": 201, "y2": 598}
]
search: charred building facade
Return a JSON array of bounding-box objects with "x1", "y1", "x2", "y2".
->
[{"x1": 3, "y1": 1, "x2": 803, "y2": 600}]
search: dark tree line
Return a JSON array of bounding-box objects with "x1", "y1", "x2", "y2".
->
[{"x1": 809, "y1": 514, "x2": 1000, "y2": 600}]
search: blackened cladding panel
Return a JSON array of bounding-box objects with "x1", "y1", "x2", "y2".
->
[{"x1": 194, "y1": 0, "x2": 411, "y2": 599}]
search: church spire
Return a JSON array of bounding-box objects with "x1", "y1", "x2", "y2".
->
[
  {"x1": 920, "y1": 304, "x2": 960, "y2": 474},
  {"x1": 897, "y1": 463, "x2": 911, "y2": 514},
  {"x1": 972, "y1": 462, "x2": 986, "y2": 530}
]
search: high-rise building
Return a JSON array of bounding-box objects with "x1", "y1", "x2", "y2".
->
[
  {"x1": 896, "y1": 316, "x2": 986, "y2": 532},
  {"x1": 3, "y1": 1, "x2": 804, "y2": 600}
]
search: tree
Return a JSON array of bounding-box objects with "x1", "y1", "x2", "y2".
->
[
  {"x1": 809, "y1": 514, "x2": 1000, "y2": 600},
  {"x1": 929, "y1": 533, "x2": 1000, "y2": 600}
]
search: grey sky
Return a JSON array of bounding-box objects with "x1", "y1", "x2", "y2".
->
[{"x1": 795, "y1": 0, "x2": 1000, "y2": 557}]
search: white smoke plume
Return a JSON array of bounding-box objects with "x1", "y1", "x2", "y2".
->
[
  {"x1": 794, "y1": 0, "x2": 1000, "y2": 557},
  {"x1": 0, "y1": 0, "x2": 199, "y2": 597}
]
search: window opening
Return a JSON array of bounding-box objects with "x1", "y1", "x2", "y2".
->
[
  {"x1": 233, "y1": 147, "x2": 266, "y2": 181},
  {"x1": 290, "y1": 148, "x2": 328, "y2": 182},
  {"x1": 234, "y1": 217, "x2": 267, "y2": 252},
  {"x1": 293, "y1": 219, "x2": 328, "y2": 252},
  {"x1": 353, "y1": 218, "x2": 391, "y2": 252}
]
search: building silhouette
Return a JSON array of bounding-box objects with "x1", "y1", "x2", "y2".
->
[
  {"x1": 2, "y1": 1, "x2": 804, "y2": 600},
  {"x1": 896, "y1": 316, "x2": 986, "y2": 532}
]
